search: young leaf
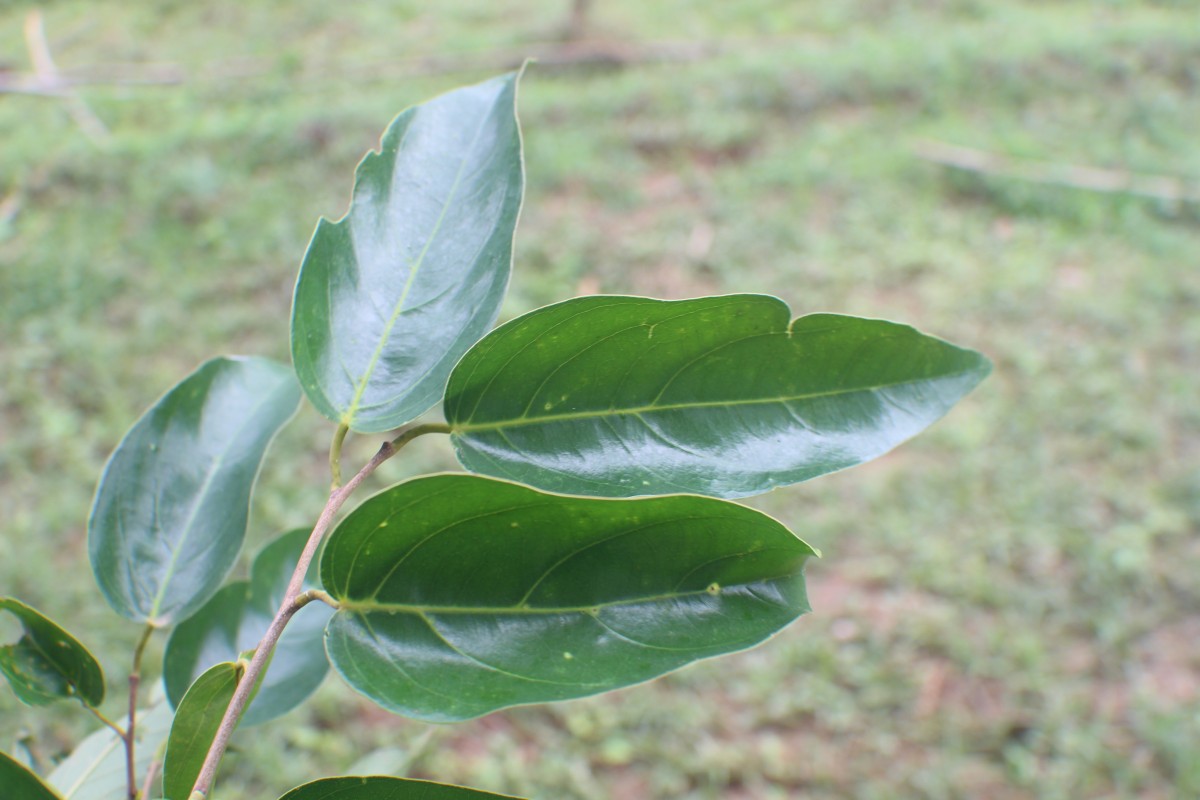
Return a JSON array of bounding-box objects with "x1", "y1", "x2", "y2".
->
[
  {"x1": 0, "y1": 598, "x2": 105, "y2": 708},
  {"x1": 445, "y1": 295, "x2": 991, "y2": 498},
  {"x1": 47, "y1": 703, "x2": 173, "y2": 800},
  {"x1": 162, "y1": 662, "x2": 240, "y2": 800},
  {"x1": 0, "y1": 748, "x2": 64, "y2": 800},
  {"x1": 291, "y1": 69, "x2": 526, "y2": 433},
  {"x1": 320, "y1": 474, "x2": 815, "y2": 722},
  {"x1": 88, "y1": 357, "x2": 302, "y2": 626},
  {"x1": 163, "y1": 529, "x2": 333, "y2": 726},
  {"x1": 278, "y1": 776, "x2": 522, "y2": 800}
]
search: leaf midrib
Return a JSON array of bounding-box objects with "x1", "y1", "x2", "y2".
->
[
  {"x1": 148, "y1": 380, "x2": 287, "y2": 623},
  {"x1": 341, "y1": 103, "x2": 494, "y2": 427},
  {"x1": 452, "y1": 367, "x2": 981, "y2": 433},
  {"x1": 334, "y1": 577, "x2": 799, "y2": 617}
]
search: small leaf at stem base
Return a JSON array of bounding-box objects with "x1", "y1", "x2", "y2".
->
[{"x1": 163, "y1": 662, "x2": 241, "y2": 800}]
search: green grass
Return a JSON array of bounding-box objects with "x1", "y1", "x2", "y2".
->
[{"x1": 2, "y1": 1, "x2": 1199, "y2": 798}]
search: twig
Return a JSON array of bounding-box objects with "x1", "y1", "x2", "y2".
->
[
  {"x1": 127, "y1": 625, "x2": 155, "y2": 800},
  {"x1": 189, "y1": 422, "x2": 450, "y2": 798},
  {"x1": 85, "y1": 705, "x2": 127, "y2": 741},
  {"x1": 139, "y1": 758, "x2": 162, "y2": 800},
  {"x1": 914, "y1": 139, "x2": 1200, "y2": 204},
  {"x1": 0, "y1": 70, "x2": 183, "y2": 94},
  {"x1": 23, "y1": 10, "x2": 109, "y2": 144}
]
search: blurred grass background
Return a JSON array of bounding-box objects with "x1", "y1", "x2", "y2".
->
[{"x1": 2, "y1": 1, "x2": 1199, "y2": 798}]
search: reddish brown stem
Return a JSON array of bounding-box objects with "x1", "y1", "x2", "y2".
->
[
  {"x1": 189, "y1": 423, "x2": 448, "y2": 798},
  {"x1": 126, "y1": 624, "x2": 154, "y2": 800}
]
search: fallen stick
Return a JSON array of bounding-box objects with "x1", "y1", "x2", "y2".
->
[
  {"x1": 23, "y1": 9, "x2": 109, "y2": 144},
  {"x1": 914, "y1": 139, "x2": 1200, "y2": 204}
]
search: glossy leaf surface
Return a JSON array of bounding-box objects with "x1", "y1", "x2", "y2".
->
[
  {"x1": 163, "y1": 662, "x2": 240, "y2": 800},
  {"x1": 279, "y1": 777, "x2": 520, "y2": 800},
  {"x1": 291, "y1": 70, "x2": 525, "y2": 433},
  {"x1": 163, "y1": 529, "x2": 333, "y2": 726},
  {"x1": 0, "y1": 598, "x2": 104, "y2": 707},
  {"x1": 446, "y1": 295, "x2": 990, "y2": 498},
  {"x1": 321, "y1": 475, "x2": 814, "y2": 722},
  {"x1": 89, "y1": 357, "x2": 301, "y2": 625},
  {"x1": 0, "y1": 749, "x2": 63, "y2": 800},
  {"x1": 48, "y1": 703, "x2": 173, "y2": 800}
]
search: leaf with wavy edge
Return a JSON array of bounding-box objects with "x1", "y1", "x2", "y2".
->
[
  {"x1": 321, "y1": 474, "x2": 815, "y2": 722},
  {"x1": 445, "y1": 295, "x2": 990, "y2": 498},
  {"x1": 291, "y1": 69, "x2": 525, "y2": 433}
]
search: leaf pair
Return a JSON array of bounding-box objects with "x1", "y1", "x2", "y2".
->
[{"x1": 284, "y1": 70, "x2": 989, "y2": 499}]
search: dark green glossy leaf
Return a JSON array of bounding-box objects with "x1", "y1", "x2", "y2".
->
[
  {"x1": 89, "y1": 357, "x2": 302, "y2": 626},
  {"x1": 0, "y1": 598, "x2": 104, "y2": 707},
  {"x1": 291, "y1": 70, "x2": 525, "y2": 433},
  {"x1": 47, "y1": 704, "x2": 173, "y2": 800},
  {"x1": 163, "y1": 662, "x2": 239, "y2": 800},
  {"x1": 321, "y1": 475, "x2": 814, "y2": 722},
  {"x1": 163, "y1": 529, "x2": 333, "y2": 726},
  {"x1": 279, "y1": 777, "x2": 521, "y2": 800},
  {"x1": 0, "y1": 749, "x2": 63, "y2": 800},
  {"x1": 445, "y1": 295, "x2": 991, "y2": 498}
]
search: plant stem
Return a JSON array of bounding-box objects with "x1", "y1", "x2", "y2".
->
[
  {"x1": 329, "y1": 422, "x2": 349, "y2": 490},
  {"x1": 298, "y1": 587, "x2": 338, "y2": 608},
  {"x1": 139, "y1": 758, "x2": 161, "y2": 800},
  {"x1": 126, "y1": 624, "x2": 155, "y2": 800},
  {"x1": 85, "y1": 705, "x2": 127, "y2": 740},
  {"x1": 189, "y1": 422, "x2": 448, "y2": 798}
]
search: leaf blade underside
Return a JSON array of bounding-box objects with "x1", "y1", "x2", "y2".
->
[{"x1": 88, "y1": 356, "x2": 301, "y2": 626}]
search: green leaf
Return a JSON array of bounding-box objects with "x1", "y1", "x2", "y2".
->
[
  {"x1": 445, "y1": 295, "x2": 991, "y2": 498},
  {"x1": 0, "y1": 598, "x2": 104, "y2": 707},
  {"x1": 47, "y1": 703, "x2": 173, "y2": 800},
  {"x1": 88, "y1": 357, "x2": 302, "y2": 626},
  {"x1": 321, "y1": 475, "x2": 815, "y2": 722},
  {"x1": 279, "y1": 776, "x2": 522, "y2": 799},
  {"x1": 291, "y1": 69, "x2": 526, "y2": 433},
  {"x1": 0, "y1": 749, "x2": 63, "y2": 800},
  {"x1": 163, "y1": 529, "x2": 333, "y2": 726},
  {"x1": 162, "y1": 662, "x2": 240, "y2": 800}
]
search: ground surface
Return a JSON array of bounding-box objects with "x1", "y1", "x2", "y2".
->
[{"x1": 1, "y1": 1, "x2": 1198, "y2": 798}]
